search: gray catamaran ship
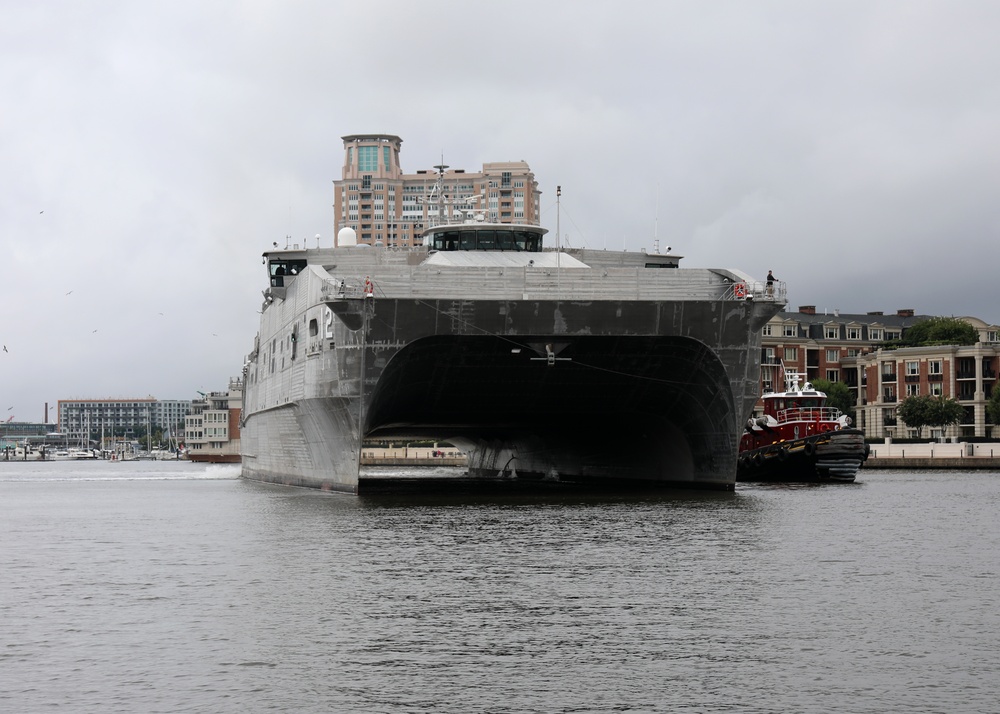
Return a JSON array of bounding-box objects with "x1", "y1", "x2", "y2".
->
[{"x1": 241, "y1": 174, "x2": 786, "y2": 492}]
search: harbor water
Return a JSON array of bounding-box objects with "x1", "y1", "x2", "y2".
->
[{"x1": 2, "y1": 461, "x2": 998, "y2": 713}]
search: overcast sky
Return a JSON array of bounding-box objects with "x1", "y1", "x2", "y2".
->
[{"x1": 3, "y1": 1, "x2": 999, "y2": 423}]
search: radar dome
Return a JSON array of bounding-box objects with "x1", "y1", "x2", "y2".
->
[{"x1": 337, "y1": 226, "x2": 357, "y2": 247}]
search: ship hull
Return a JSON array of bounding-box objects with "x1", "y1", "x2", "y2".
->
[
  {"x1": 241, "y1": 247, "x2": 784, "y2": 492},
  {"x1": 736, "y1": 429, "x2": 869, "y2": 483}
]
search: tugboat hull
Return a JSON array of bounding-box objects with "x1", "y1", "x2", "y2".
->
[{"x1": 737, "y1": 429, "x2": 869, "y2": 483}]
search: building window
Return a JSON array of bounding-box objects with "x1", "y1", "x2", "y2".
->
[
  {"x1": 762, "y1": 324, "x2": 773, "y2": 336},
  {"x1": 764, "y1": 347, "x2": 776, "y2": 363},
  {"x1": 783, "y1": 325, "x2": 797, "y2": 337},
  {"x1": 358, "y1": 146, "x2": 378, "y2": 172},
  {"x1": 906, "y1": 383, "x2": 920, "y2": 397},
  {"x1": 988, "y1": 331, "x2": 998, "y2": 342},
  {"x1": 847, "y1": 327, "x2": 861, "y2": 340},
  {"x1": 906, "y1": 361, "x2": 919, "y2": 376},
  {"x1": 826, "y1": 370, "x2": 840, "y2": 382},
  {"x1": 928, "y1": 360, "x2": 943, "y2": 375},
  {"x1": 886, "y1": 330, "x2": 901, "y2": 341},
  {"x1": 825, "y1": 326, "x2": 839, "y2": 339},
  {"x1": 826, "y1": 349, "x2": 840, "y2": 363},
  {"x1": 928, "y1": 382, "x2": 943, "y2": 396},
  {"x1": 784, "y1": 347, "x2": 798, "y2": 361}
]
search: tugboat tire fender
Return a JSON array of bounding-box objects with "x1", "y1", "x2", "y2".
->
[
  {"x1": 804, "y1": 441, "x2": 816, "y2": 457},
  {"x1": 777, "y1": 447, "x2": 788, "y2": 462}
]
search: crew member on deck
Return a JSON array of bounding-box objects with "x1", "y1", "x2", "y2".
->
[{"x1": 766, "y1": 270, "x2": 776, "y2": 297}]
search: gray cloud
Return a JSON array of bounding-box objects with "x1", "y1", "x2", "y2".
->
[{"x1": 3, "y1": 0, "x2": 999, "y2": 420}]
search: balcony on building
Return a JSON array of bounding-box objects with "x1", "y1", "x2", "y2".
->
[
  {"x1": 882, "y1": 371, "x2": 897, "y2": 382},
  {"x1": 883, "y1": 395, "x2": 898, "y2": 403},
  {"x1": 904, "y1": 374, "x2": 920, "y2": 383}
]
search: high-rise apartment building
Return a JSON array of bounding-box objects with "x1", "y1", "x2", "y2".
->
[{"x1": 333, "y1": 134, "x2": 542, "y2": 248}]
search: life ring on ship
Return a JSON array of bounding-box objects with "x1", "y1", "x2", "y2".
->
[
  {"x1": 804, "y1": 441, "x2": 816, "y2": 457},
  {"x1": 734, "y1": 282, "x2": 747, "y2": 299}
]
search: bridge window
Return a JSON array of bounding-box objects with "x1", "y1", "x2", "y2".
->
[
  {"x1": 428, "y1": 228, "x2": 543, "y2": 251},
  {"x1": 477, "y1": 230, "x2": 496, "y2": 251},
  {"x1": 269, "y1": 259, "x2": 307, "y2": 287}
]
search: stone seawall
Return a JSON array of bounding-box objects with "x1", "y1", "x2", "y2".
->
[
  {"x1": 866, "y1": 457, "x2": 1000, "y2": 470},
  {"x1": 865, "y1": 441, "x2": 1000, "y2": 469},
  {"x1": 361, "y1": 456, "x2": 467, "y2": 467}
]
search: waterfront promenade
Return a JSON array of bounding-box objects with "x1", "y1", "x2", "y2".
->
[
  {"x1": 866, "y1": 441, "x2": 1000, "y2": 469},
  {"x1": 361, "y1": 445, "x2": 468, "y2": 467}
]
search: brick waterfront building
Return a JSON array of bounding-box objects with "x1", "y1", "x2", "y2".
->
[{"x1": 760, "y1": 307, "x2": 1000, "y2": 440}]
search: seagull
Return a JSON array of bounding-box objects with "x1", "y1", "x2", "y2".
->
[
  {"x1": 2, "y1": 345, "x2": 6, "y2": 353},
  {"x1": 66, "y1": 290, "x2": 73, "y2": 295},
  {"x1": 92, "y1": 329, "x2": 98, "y2": 333},
  {"x1": 39, "y1": 210, "x2": 44, "y2": 214}
]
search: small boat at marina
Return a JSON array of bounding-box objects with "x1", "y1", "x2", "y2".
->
[
  {"x1": 737, "y1": 371, "x2": 869, "y2": 483},
  {"x1": 48, "y1": 448, "x2": 100, "y2": 461}
]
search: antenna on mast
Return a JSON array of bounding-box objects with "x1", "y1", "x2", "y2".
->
[{"x1": 653, "y1": 182, "x2": 660, "y2": 254}]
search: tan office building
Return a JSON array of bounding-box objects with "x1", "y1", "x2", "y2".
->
[{"x1": 333, "y1": 134, "x2": 542, "y2": 248}]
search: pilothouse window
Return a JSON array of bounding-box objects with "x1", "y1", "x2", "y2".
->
[
  {"x1": 269, "y1": 259, "x2": 307, "y2": 287},
  {"x1": 429, "y1": 227, "x2": 542, "y2": 252}
]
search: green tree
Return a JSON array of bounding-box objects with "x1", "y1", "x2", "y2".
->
[
  {"x1": 810, "y1": 378, "x2": 856, "y2": 422},
  {"x1": 902, "y1": 317, "x2": 978, "y2": 347},
  {"x1": 987, "y1": 388, "x2": 1000, "y2": 427},
  {"x1": 897, "y1": 395, "x2": 964, "y2": 438}
]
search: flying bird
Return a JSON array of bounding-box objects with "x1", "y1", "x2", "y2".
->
[
  {"x1": 2, "y1": 345, "x2": 7, "y2": 353},
  {"x1": 66, "y1": 290, "x2": 73, "y2": 295},
  {"x1": 92, "y1": 329, "x2": 98, "y2": 333}
]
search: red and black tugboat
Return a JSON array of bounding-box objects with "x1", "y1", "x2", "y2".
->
[{"x1": 737, "y1": 371, "x2": 869, "y2": 483}]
